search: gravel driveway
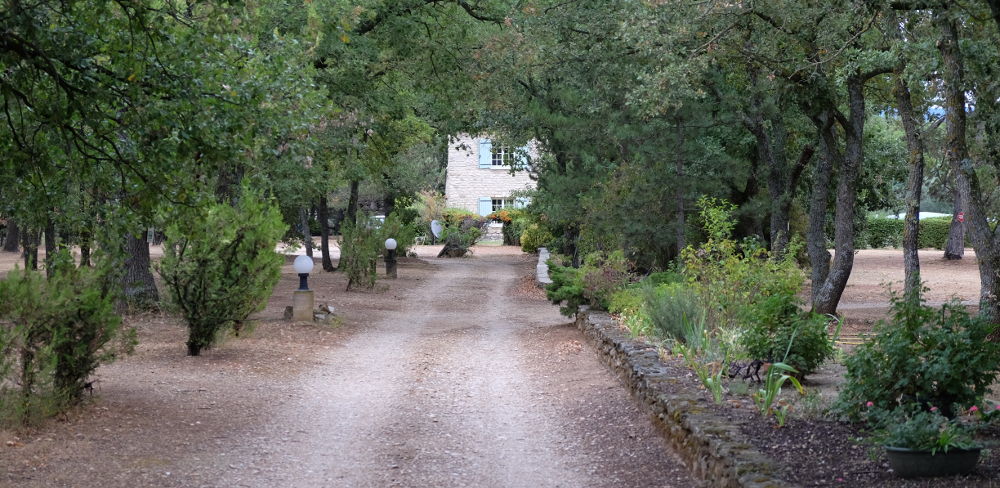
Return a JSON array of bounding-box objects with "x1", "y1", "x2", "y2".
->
[{"x1": 2, "y1": 249, "x2": 695, "y2": 487}]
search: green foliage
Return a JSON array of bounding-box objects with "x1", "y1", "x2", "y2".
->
[
  {"x1": 546, "y1": 250, "x2": 636, "y2": 317},
  {"x1": 682, "y1": 199, "x2": 806, "y2": 331},
  {"x1": 441, "y1": 207, "x2": 479, "y2": 225},
  {"x1": 640, "y1": 282, "x2": 707, "y2": 348},
  {"x1": 340, "y1": 221, "x2": 383, "y2": 290},
  {"x1": 608, "y1": 287, "x2": 650, "y2": 337},
  {"x1": 835, "y1": 295, "x2": 1000, "y2": 421},
  {"x1": 545, "y1": 261, "x2": 586, "y2": 317},
  {"x1": 520, "y1": 224, "x2": 555, "y2": 253},
  {"x1": 918, "y1": 217, "x2": 953, "y2": 250},
  {"x1": 680, "y1": 198, "x2": 827, "y2": 375},
  {"x1": 741, "y1": 293, "x2": 833, "y2": 377},
  {"x1": 860, "y1": 217, "x2": 904, "y2": 249},
  {"x1": 158, "y1": 189, "x2": 285, "y2": 356},
  {"x1": 379, "y1": 213, "x2": 418, "y2": 254},
  {"x1": 0, "y1": 257, "x2": 128, "y2": 425},
  {"x1": 579, "y1": 251, "x2": 636, "y2": 311},
  {"x1": 752, "y1": 362, "x2": 805, "y2": 427},
  {"x1": 438, "y1": 215, "x2": 484, "y2": 257},
  {"x1": 876, "y1": 408, "x2": 977, "y2": 453},
  {"x1": 488, "y1": 208, "x2": 532, "y2": 246},
  {"x1": 859, "y1": 216, "x2": 953, "y2": 250}
]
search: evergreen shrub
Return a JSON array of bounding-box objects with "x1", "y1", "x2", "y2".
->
[
  {"x1": 0, "y1": 255, "x2": 129, "y2": 424},
  {"x1": 158, "y1": 189, "x2": 285, "y2": 356}
]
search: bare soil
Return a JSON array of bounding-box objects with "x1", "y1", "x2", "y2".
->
[{"x1": 1, "y1": 246, "x2": 693, "y2": 487}]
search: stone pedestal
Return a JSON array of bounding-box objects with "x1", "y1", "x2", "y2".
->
[{"x1": 292, "y1": 290, "x2": 314, "y2": 322}]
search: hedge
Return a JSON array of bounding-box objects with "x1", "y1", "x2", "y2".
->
[{"x1": 859, "y1": 216, "x2": 955, "y2": 250}]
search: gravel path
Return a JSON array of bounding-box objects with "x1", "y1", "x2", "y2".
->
[
  {"x1": 2, "y1": 250, "x2": 695, "y2": 487},
  {"x1": 217, "y1": 254, "x2": 694, "y2": 487}
]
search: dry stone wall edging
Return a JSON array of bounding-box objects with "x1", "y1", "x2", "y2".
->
[{"x1": 534, "y1": 251, "x2": 794, "y2": 488}]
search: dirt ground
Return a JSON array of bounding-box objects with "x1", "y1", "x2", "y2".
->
[
  {"x1": 1, "y1": 245, "x2": 693, "y2": 487},
  {"x1": 835, "y1": 248, "x2": 982, "y2": 333}
]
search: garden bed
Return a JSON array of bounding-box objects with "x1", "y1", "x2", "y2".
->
[{"x1": 576, "y1": 310, "x2": 1000, "y2": 487}]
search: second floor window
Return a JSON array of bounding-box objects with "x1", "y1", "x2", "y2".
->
[{"x1": 491, "y1": 145, "x2": 513, "y2": 167}]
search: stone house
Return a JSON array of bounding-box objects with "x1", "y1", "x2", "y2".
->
[{"x1": 444, "y1": 134, "x2": 537, "y2": 216}]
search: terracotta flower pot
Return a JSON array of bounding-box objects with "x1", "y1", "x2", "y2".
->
[{"x1": 885, "y1": 446, "x2": 981, "y2": 478}]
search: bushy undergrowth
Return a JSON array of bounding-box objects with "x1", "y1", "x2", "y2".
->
[
  {"x1": 488, "y1": 208, "x2": 531, "y2": 246},
  {"x1": 340, "y1": 221, "x2": 383, "y2": 290},
  {"x1": 0, "y1": 255, "x2": 131, "y2": 425},
  {"x1": 740, "y1": 292, "x2": 833, "y2": 376},
  {"x1": 545, "y1": 250, "x2": 635, "y2": 316},
  {"x1": 158, "y1": 189, "x2": 285, "y2": 356},
  {"x1": 520, "y1": 224, "x2": 554, "y2": 253},
  {"x1": 835, "y1": 295, "x2": 1000, "y2": 421}
]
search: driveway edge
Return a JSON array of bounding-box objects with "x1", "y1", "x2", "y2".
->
[{"x1": 535, "y1": 252, "x2": 793, "y2": 488}]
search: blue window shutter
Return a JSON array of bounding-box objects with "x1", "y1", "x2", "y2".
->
[
  {"x1": 515, "y1": 144, "x2": 530, "y2": 168},
  {"x1": 478, "y1": 197, "x2": 492, "y2": 216},
  {"x1": 514, "y1": 197, "x2": 530, "y2": 209},
  {"x1": 478, "y1": 139, "x2": 493, "y2": 168}
]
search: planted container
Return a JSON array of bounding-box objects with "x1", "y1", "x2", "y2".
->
[{"x1": 885, "y1": 446, "x2": 981, "y2": 478}]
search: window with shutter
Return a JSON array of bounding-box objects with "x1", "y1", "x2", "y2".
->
[
  {"x1": 478, "y1": 197, "x2": 492, "y2": 216},
  {"x1": 478, "y1": 139, "x2": 492, "y2": 168}
]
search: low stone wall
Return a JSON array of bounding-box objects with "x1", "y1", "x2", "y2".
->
[
  {"x1": 535, "y1": 252, "x2": 791, "y2": 487},
  {"x1": 535, "y1": 247, "x2": 553, "y2": 287},
  {"x1": 575, "y1": 312, "x2": 791, "y2": 488}
]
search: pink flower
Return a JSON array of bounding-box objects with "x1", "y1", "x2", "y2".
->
[
  {"x1": 930, "y1": 406, "x2": 938, "y2": 412},
  {"x1": 865, "y1": 401, "x2": 874, "y2": 407},
  {"x1": 970, "y1": 406, "x2": 979, "y2": 413},
  {"x1": 995, "y1": 404, "x2": 1000, "y2": 411}
]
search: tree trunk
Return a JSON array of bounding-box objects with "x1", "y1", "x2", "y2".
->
[
  {"x1": 943, "y1": 187, "x2": 966, "y2": 259},
  {"x1": 811, "y1": 77, "x2": 867, "y2": 315},
  {"x1": 21, "y1": 227, "x2": 39, "y2": 270},
  {"x1": 894, "y1": 73, "x2": 926, "y2": 301},
  {"x1": 807, "y1": 114, "x2": 835, "y2": 305},
  {"x1": 318, "y1": 195, "x2": 335, "y2": 272},
  {"x1": 383, "y1": 193, "x2": 395, "y2": 219},
  {"x1": 3, "y1": 219, "x2": 19, "y2": 252},
  {"x1": 121, "y1": 232, "x2": 159, "y2": 308},
  {"x1": 346, "y1": 179, "x2": 360, "y2": 226},
  {"x1": 674, "y1": 120, "x2": 687, "y2": 254},
  {"x1": 937, "y1": 13, "x2": 1000, "y2": 324},
  {"x1": 44, "y1": 217, "x2": 57, "y2": 277},
  {"x1": 79, "y1": 229, "x2": 92, "y2": 268},
  {"x1": 299, "y1": 207, "x2": 313, "y2": 258}
]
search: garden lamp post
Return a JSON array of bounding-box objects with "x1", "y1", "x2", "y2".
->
[
  {"x1": 292, "y1": 254, "x2": 314, "y2": 321},
  {"x1": 385, "y1": 238, "x2": 398, "y2": 279}
]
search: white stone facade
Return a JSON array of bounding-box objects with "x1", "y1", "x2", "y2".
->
[{"x1": 444, "y1": 134, "x2": 537, "y2": 216}]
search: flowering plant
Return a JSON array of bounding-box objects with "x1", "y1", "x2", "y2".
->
[{"x1": 969, "y1": 403, "x2": 1000, "y2": 424}]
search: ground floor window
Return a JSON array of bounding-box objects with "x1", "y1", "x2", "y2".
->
[{"x1": 491, "y1": 198, "x2": 515, "y2": 212}]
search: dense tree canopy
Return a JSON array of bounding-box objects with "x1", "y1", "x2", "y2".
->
[{"x1": 3, "y1": 0, "x2": 1000, "y2": 319}]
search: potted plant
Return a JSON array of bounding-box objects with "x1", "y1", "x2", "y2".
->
[{"x1": 879, "y1": 409, "x2": 981, "y2": 478}]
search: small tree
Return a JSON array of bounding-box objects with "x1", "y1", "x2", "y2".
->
[
  {"x1": 340, "y1": 220, "x2": 381, "y2": 291},
  {"x1": 158, "y1": 189, "x2": 285, "y2": 356},
  {"x1": 0, "y1": 252, "x2": 127, "y2": 425}
]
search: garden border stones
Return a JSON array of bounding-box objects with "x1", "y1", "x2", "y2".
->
[{"x1": 535, "y1": 252, "x2": 793, "y2": 488}]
